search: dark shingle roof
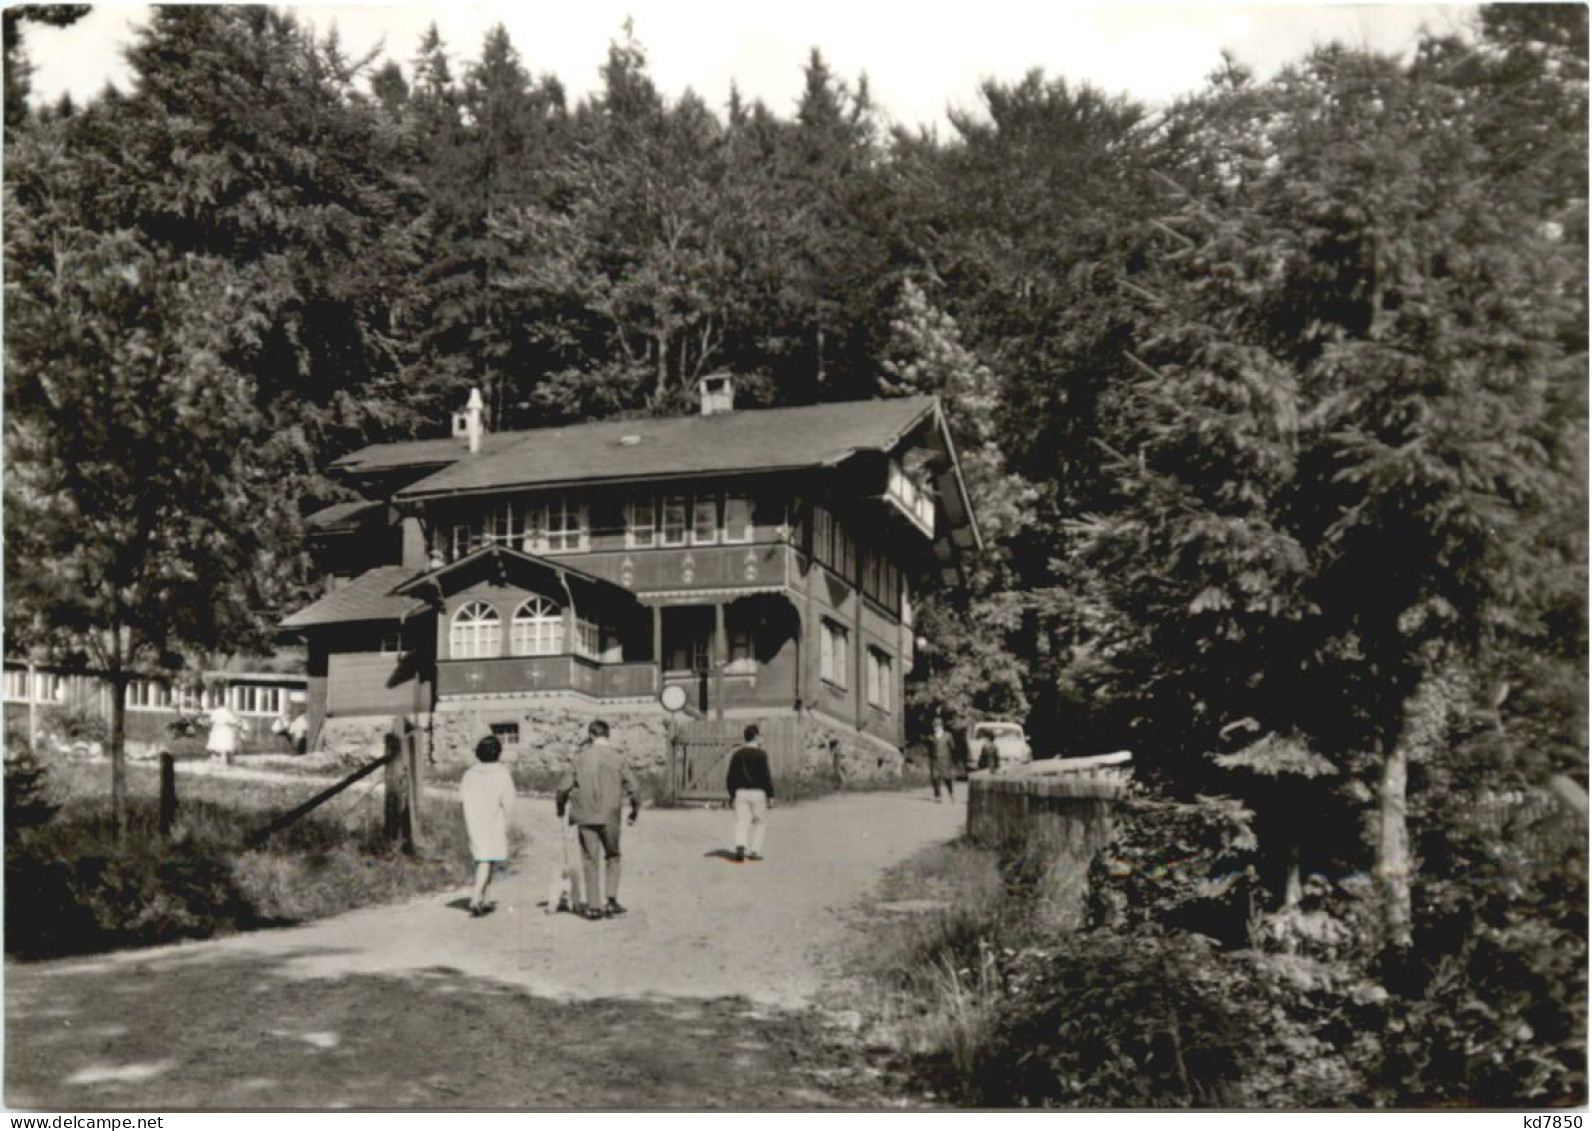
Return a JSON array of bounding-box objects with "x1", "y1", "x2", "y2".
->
[
  {"x1": 331, "y1": 431, "x2": 523, "y2": 476},
  {"x1": 392, "y1": 397, "x2": 939, "y2": 500},
  {"x1": 278, "y1": 566, "x2": 426, "y2": 629},
  {"x1": 304, "y1": 500, "x2": 386, "y2": 533}
]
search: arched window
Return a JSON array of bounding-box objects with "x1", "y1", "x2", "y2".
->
[
  {"x1": 511, "y1": 596, "x2": 564, "y2": 656},
  {"x1": 450, "y1": 601, "x2": 502, "y2": 659}
]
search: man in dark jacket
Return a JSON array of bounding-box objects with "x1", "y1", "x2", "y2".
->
[{"x1": 726, "y1": 723, "x2": 775, "y2": 862}]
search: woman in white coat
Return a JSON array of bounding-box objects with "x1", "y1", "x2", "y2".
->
[{"x1": 460, "y1": 735, "x2": 516, "y2": 917}]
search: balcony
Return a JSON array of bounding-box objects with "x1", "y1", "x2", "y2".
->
[
  {"x1": 564, "y1": 542, "x2": 795, "y2": 597},
  {"x1": 885, "y1": 461, "x2": 935, "y2": 537},
  {"x1": 439, "y1": 655, "x2": 657, "y2": 700}
]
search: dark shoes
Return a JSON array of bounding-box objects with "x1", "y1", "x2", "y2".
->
[
  {"x1": 734, "y1": 847, "x2": 746, "y2": 863},
  {"x1": 582, "y1": 907, "x2": 604, "y2": 921},
  {"x1": 604, "y1": 900, "x2": 627, "y2": 918},
  {"x1": 748, "y1": 853, "x2": 764, "y2": 862},
  {"x1": 469, "y1": 901, "x2": 496, "y2": 918}
]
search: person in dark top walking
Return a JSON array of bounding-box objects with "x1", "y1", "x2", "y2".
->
[
  {"x1": 929, "y1": 715, "x2": 956, "y2": 802},
  {"x1": 726, "y1": 723, "x2": 775, "y2": 862}
]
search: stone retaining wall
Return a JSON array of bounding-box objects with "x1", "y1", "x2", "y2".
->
[{"x1": 966, "y1": 769, "x2": 1127, "y2": 865}]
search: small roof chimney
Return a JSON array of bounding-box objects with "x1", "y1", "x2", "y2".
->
[
  {"x1": 698, "y1": 374, "x2": 735, "y2": 416},
  {"x1": 451, "y1": 387, "x2": 487, "y2": 452}
]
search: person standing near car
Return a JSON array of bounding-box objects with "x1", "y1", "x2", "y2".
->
[
  {"x1": 726, "y1": 723, "x2": 775, "y2": 862},
  {"x1": 928, "y1": 715, "x2": 957, "y2": 802},
  {"x1": 978, "y1": 732, "x2": 1002, "y2": 774},
  {"x1": 556, "y1": 719, "x2": 640, "y2": 920}
]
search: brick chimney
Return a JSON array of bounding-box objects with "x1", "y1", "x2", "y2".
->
[{"x1": 698, "y1": 374, "x2": 735, "y2": 416}]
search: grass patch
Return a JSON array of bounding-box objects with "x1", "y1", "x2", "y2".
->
[
  {"x1": 6, "y1": 759, "x2": 492, "y2": 960},
  {"x1": 850, "y1": 840, "x2": 1028, "y2": 1087},
  {"x1": 843, "y1": 834, "x2": 1099, "y2": 1104}
]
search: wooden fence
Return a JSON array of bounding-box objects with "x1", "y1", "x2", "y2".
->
[
  {"x1": 966, "y1": 766, "x2": 1129, "y2": 862},
  {"x1": 667, "y1": 715, "x2": 810, "y2": 801}
]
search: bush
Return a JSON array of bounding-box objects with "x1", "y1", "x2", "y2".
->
[{"x1": 1088, "y1": 792, "x2": 1263, "y2": 947}]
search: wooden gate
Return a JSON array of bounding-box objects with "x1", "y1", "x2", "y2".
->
[{"x1": 668, "y1": 716, "x2": 808, "y2": 802}]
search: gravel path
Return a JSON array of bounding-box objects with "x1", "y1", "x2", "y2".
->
[{"x1": 6, "y1": 789, "x2": 966, "y2": 1109}]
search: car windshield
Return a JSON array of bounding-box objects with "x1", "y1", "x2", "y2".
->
[{"x1": 975, "y1": 724, "x2": 1022, "y2": 739}]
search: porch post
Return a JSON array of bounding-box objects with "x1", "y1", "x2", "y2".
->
[
  {"x1": 652, "y1": 605, "x2": 663, "y2": 692},
  {"x1": 26, "y1": 661, "x2": 37, "y2": 755},
  {"x1": 855, "y1": 539, "x2": 867, "y2": 733},
  {"x1": 714, "y1": 601, "x2": 727, "y2": 721}
]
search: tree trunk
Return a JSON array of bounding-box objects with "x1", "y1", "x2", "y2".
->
[
  {"x1": 109, "y1": 671, "x2": 129, "y2": 847},
  {"x1": 1375, "y1": 732, "x2": 1411, "y2": 947},
  {"x1": 1375, "y1": 662, "x2": 1453, "y2": 949}
]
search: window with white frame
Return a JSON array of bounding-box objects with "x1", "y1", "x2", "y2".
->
[
  {"x1": 662, "y1": 496, "x2": 689, "y2": 546},
  {"x1": 544, "y1": 497, "x2": 585, "y2": 552},
  {"x1": 723, "y1": 494, "x2": 753, "y2": 543},
  {"x1": 867, "y1": 647, "x2": 893, "y2": 710},
  {"x1": 379, "y1": 632, "x2": 404, "y2": 654},
  {"x1": 820, "y1": 619, "x2": 849, "y2": 687},
  {"x1": 127, "y1": 680, "x2": 169, "y2": 710},
  {"x1": 235, "y1": 686, "x2": 283, "y2": 716},
  {"x1": 484, "y1": 500, "x2": 520, "y2": 547},
  {"x1": 510, "y1": 597, "x2": 563, "y2": 656},
  {"x1": 451, "y1": 601, "x2": 503, "y2": 659},
  {"x1": 4, "y1": 669, "x2": 27, "y2": 701},
  {"x1": 812, "y1": 505, "x2": 854, "y2": 578},
  {"x1": 627, "y1": 496, "x2": 656, "y2": 548},
  {"x1": 452, "y1": 523, "x2": 481, "y2": 560},
  {"x1": 574, "y1": 617, "x2": 601, "y2": 659},
  {"x1": 691, "y1": 494, "x2": 719, "y2": 544},
  {"x1": 491, "y1": 722, "x2": 520, "y2": 746}
]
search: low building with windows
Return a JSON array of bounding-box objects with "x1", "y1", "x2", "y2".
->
[
  {"x1": 3, "y1": 659, "x2": 307, "y2": 753},
  {"x1": 279, "y1": 378, "x2": 980, "y2": 776}
]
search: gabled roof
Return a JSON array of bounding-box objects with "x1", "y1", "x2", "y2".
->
[
  {"x1": 390, "y1": 397, "x2": 942, "y2": 501},
  {"x1": 278, "y1": 566, "x2": 427, "y2": 630},
  {"x1": 389, "y1": 544, "x2": 633, "y2": 602}
]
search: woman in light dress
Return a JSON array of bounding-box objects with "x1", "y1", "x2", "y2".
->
[{"x1": 460, "y1": 734, "x2": 516, "y2": 917}]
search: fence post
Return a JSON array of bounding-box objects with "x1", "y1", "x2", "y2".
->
[
  {"x1": 405, "y1": 716, "x2": 423, "y2": 854},
  {"x1": 158, "y1": 752, "x2": 177, "y2": 839},
  {"x1": 664, "y1": 715, "x2": 678, "y2": 803},
  {"x1": 383, "y1": 723, "x2": 405, "y2": 845}
]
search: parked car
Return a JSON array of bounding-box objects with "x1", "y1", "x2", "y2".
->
[{"x1": 968, "y1": 720, "x2": 1033, "y2": 773}]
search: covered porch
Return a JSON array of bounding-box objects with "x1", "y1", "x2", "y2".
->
[{"x1": 646, "y1": 588, "x2": 803, "y2": 718}]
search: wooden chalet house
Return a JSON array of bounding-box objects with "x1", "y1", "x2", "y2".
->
[{"x1": 280, "y1": 377, "x2": 979, "y2": 761}]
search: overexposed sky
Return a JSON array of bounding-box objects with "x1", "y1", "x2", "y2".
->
[{"x1": 23, "y1": 3, "x2": 1477, "y2": 129}]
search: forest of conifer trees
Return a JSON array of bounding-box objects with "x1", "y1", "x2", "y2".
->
[{"x1": 3, "y1": 5, "x2": 1586, "y2": 1107}]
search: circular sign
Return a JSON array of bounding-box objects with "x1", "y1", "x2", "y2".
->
[{"x1": 659, "y1": 684, "x2": 688, "y2": 713}]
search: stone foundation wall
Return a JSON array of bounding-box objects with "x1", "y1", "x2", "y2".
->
[
  {"x1": 803, "y1": 713, "x2": 908, "y2": 786},
  {"x1": 430, "y1": 698, "x2": 669, "y2": 780},
  {"x1": 320, "y1": 701, "x2": 909, "y2": 792}
]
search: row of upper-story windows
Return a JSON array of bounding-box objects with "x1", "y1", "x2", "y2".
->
[
  {"x1": 431, "y1": 491, "x2": 911, "y2": 622},
  {"x1": 441, "y1": 491, "x2": 763, "y2": 561}
]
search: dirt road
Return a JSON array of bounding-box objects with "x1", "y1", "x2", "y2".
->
[{"x1": 6, "y1": 790, "x2": 964, "y2": 1109}]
